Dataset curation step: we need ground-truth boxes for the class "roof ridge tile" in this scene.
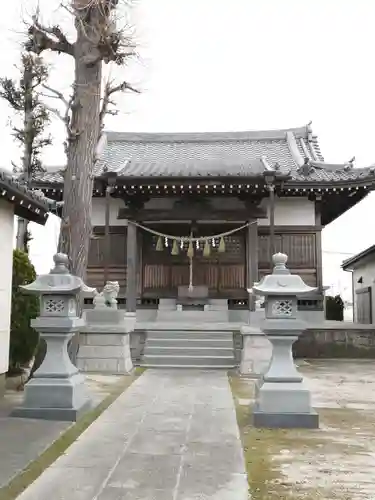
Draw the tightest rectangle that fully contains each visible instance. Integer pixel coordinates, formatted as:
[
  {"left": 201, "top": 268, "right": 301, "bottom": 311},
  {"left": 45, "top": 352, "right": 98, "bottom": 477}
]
[{"left": 104, "top": 126, "right": 310, "bottom": 143}]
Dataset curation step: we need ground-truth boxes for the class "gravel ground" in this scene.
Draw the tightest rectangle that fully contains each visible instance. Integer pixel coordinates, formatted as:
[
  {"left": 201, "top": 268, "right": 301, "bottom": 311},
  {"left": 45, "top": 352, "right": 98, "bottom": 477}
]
[{"left": 233, "top": 359, "right": 375, "bottom": 500}]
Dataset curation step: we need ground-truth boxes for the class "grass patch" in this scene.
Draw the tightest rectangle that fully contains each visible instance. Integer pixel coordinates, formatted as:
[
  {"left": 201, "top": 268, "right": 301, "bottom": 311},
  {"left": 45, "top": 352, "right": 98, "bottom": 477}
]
[
  {"left": 229, "top": 375, "right": 368, "bottom": 500},
  {"left": 0, "top": 368, "right": 145, "bottom": 500}
]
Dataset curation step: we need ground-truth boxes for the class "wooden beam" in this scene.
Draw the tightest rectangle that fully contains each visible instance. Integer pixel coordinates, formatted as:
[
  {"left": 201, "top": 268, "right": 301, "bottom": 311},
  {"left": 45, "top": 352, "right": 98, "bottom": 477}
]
[
  {"left": 258, "top": 225, "right": 322, "bottom": 234},
  {"left": 118, "top": 207, "right": 267, "bottom": 221},
  {"left": 315, "top": 200, "right": 323, "bottom": 290}
]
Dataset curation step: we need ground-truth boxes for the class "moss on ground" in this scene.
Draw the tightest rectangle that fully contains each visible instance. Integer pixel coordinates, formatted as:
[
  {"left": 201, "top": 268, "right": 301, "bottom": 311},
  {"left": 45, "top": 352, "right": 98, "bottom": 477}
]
[
  {"left": 0, "top": 368, "right": 145, "bottom": 500},
  {"left": 229, "top": 375, "right": 370, "bottom": 500}
]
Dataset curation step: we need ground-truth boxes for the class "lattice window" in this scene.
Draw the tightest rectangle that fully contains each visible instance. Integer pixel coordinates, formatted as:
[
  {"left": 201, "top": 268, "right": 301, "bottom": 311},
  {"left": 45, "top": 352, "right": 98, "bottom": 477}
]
[
  {"left": 44, "top": 298, "right": 65, "bottom": 314},
  {"left": 271, "top": 299, "right": 293, "bottom": 317}
]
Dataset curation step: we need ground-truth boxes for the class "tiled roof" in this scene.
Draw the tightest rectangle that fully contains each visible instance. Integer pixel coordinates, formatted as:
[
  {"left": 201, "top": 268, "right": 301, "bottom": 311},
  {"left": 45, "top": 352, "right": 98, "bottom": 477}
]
[
  {"left": 342, "top": 244, "right": 375, "bottom": 270},
  {"left": 0, "top": 169, "right": 50, "bottom": 224},
  {"left": 34, "top": 124, "right": 375, "bottom": 185}
]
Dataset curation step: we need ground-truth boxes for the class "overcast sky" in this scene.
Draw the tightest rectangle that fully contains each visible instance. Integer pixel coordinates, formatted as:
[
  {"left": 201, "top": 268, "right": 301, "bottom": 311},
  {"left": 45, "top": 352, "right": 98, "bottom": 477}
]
[{"left": 1, "top": 0, "right": 375, "bottom": 300}]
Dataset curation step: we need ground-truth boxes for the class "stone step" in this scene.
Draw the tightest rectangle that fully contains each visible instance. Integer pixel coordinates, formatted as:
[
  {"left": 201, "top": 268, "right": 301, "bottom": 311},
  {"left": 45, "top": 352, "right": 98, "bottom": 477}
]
[
  {"left": 156, "top": 310, "right": 229, "bottom": 322},
  {"left": 139, "top": 364, "right": 234, "bottom": 370},
  {"left": 143, "top": 346, "right": 234, "bottom": 357},
  {"left": 147, "top": 338, "right": 233, "bottom": 348},
  {"left": 136, "top": 322, "right": 242, "bottom": 331},
  {"left": 146, "top": 330, "right": 233, "bottom": 340},
  {"left": 207, "top": 299, "right": 229, "bottom": 311},
  {"left": 141, "top": 354, "right": 236, "bottom": 367}
]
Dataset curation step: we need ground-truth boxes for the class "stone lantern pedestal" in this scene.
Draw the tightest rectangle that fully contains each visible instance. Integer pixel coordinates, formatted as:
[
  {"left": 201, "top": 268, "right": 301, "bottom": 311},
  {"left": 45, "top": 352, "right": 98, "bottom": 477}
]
[
  {"left": 251, "top": 253, "right": 319, "bottom": 429},
  {"left": 12, "top": 254, "right": 91, "bottom": 421}
]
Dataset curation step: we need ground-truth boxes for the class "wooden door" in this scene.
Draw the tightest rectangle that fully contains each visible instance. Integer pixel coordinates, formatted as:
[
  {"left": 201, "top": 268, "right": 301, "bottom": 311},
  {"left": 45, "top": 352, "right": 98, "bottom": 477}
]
[{"left": 356, "top": 287, "right": 372, "bottom": 324}]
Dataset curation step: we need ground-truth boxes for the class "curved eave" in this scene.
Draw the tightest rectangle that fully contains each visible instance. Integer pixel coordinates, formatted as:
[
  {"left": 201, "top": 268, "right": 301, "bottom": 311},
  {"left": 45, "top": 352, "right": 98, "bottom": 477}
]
[
  {"left": 33, "top": 175, "right": 375, "bottom": 198},
  {"left": 0, "top": 180, "right": 49, "bottom": 225},
  {"left": 321, "top": 188, "right": 369, "bottom": 226},
  {"left": 284, "top": 176, "right": 375, "bottom": 190}
]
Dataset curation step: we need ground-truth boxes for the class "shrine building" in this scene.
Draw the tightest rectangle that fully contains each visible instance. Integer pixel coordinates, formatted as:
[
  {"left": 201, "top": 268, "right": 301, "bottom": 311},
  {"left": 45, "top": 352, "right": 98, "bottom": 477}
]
[{"left": 34, "top": 124, "right": 375, "bottom": 323}]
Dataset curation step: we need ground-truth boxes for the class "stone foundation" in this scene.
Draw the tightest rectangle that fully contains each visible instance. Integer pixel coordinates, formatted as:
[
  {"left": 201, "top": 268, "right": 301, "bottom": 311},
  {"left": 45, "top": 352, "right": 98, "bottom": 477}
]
[
  {"left": 294, "top": 326, "right": 375, "bottom": 358},
  {"left": 130, "top": 331, "right": 146, "bottom": 365},
  {"left": 77, "top": 333, "right": 133, "bottom": 374},
  {"left": 78, "top": 310, "right": 134, "bottom": 374}
]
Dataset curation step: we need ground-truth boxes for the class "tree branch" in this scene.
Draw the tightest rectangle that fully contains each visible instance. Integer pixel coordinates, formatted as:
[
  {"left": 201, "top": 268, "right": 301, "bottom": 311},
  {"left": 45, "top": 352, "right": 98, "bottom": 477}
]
[
  {"left": 25, "top": 15, "right": 75, "bottom": 56},
  {"left": 41, "top": 84, "right": 76, "bottom": 149},
  {"left": 106, "top": 80, "right": 139, "bottom": 97},
  {"left": 42, "top": 84, "right": 71, "bottom": 109},
  {"left": 98, "top": 78, "right": 139, "bottom": 140}
]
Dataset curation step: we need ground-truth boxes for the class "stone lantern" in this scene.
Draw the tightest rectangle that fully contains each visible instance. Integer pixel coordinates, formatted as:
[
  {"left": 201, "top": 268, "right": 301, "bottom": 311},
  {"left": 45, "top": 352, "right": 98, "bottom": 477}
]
[
  {"left": 251, "top": 252, "right": 319, "bottom": 429},
  {"left": 12, "top": 253, "right": 91, "bottom": 421}
]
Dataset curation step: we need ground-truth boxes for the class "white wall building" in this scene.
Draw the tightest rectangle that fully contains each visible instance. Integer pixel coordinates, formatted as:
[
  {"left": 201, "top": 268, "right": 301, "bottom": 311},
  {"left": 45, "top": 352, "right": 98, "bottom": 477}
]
[
  {"left": 343, "top": 246, "right": 375, "bottom": 324},
  {"left": 0, "top": 172, "right": 49, "bottom": 397}
]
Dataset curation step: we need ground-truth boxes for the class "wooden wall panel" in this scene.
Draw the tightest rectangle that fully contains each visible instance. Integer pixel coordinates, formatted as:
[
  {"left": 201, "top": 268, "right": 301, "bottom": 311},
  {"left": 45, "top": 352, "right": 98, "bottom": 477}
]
[
  {"left": 141, "top": 230, "right": 246, "bottom": 296},
  {"left": 171, "top": 265, "right": 190, "bottom": 287},
  {"left": 87, "top": 226, "right": 128, "bottom": 295},
  {"left": 86, "top": 267, "right": 127, "bottom": 290},
  {"left": 86, "top": 225, "right": 318, "bottom": 299},
  {"left": 219, "top": 265, "right": 245, "bottom": 290},
  {"left": 258, "top": 233, "right": 316, "bottom": 268},
  {"left": 88, "top": 227, "right": 127, "bottom": 267}
]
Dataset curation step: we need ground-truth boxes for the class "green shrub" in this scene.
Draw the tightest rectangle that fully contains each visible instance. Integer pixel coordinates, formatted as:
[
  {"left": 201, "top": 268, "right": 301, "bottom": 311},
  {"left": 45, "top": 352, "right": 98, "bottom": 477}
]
[
  {"left": 325, "top": 294, "right": 344, "bottom": 321},
  {"left": 8, "top": 250, "right": 39, "bottom": 372}
]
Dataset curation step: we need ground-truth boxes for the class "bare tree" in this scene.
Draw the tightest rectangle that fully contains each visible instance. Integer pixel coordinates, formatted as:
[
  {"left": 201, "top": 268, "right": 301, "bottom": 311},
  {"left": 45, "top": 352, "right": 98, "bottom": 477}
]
[
  {"left": 26, "top": 0, "right": 137, "bottom": 279},
  {"left": 0, "top": 53, "right": 51, "bottom": 251}
]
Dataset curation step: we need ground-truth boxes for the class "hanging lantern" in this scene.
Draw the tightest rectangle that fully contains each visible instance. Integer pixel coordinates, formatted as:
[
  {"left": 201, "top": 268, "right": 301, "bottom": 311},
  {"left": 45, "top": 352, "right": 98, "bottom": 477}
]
[
  {"left": 156, "top": 236, "right": 163, "bottom": 251},
  {"left": 171, "top": 239, "right": 179, "bottom": 255},
  {"left": 218, "top": 236, "right": 226, "bottom": 253},
  {"left": 187, "top": 239, "right": 194, "bottom": 258},
  {"left": 203, "top": 239, "right": 211, "bottom": 257}
]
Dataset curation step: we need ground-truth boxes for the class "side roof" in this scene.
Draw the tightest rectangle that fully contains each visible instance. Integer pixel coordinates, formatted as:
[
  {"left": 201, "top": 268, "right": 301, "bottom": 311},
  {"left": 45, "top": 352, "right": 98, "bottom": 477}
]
[
  {"left": 34, "top": 123, "right": 375, "bottom": 186},
  {"left": 0, "top": 170, "right": 50, "bottom": 224},
  {"left": 342, "top": 244, "right": 375, "bottom": 271}
]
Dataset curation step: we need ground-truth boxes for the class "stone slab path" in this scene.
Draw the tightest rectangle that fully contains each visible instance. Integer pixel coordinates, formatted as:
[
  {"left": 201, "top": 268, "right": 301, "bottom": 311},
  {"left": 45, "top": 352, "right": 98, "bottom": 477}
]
[
  {"left": 0, "top": 374, "right": 123, "bottom": 489},
  {"left": 17, "top": 369, "right": 248, "bottom": 500},
  {"left": 0, "top": 391, "right": 70, "bottom": 489}
]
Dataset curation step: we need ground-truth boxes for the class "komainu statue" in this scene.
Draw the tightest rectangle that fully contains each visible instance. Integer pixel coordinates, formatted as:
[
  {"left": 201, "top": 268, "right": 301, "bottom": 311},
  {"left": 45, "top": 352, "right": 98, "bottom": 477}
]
[{"left": 93, "top": 281, "right": 120, "bottom": 309}]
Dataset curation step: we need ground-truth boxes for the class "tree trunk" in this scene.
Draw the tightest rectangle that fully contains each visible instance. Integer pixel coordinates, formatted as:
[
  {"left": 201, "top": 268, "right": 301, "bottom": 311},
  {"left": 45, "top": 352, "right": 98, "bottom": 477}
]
[
  {"left": 57, "top": 9, "right": 103, "bottom": 364},
  {"left": 16, "top": 218, "right": 29, "bottom": 251},
  {"left": 16, "top": 63, "right": 35, "bottom": 253},
  {"left": 58, "top": 20, "right": 102, "bottom": 280}
]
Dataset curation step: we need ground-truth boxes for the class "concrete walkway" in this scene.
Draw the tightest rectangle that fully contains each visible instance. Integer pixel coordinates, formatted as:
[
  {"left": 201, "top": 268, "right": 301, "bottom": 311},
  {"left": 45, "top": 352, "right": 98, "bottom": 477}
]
[
  {"left": 0, "top": 374, "right": 122, "bottom": 489},
  {"left": 17, "top": 370, "right": 248, "bottom": 500}
]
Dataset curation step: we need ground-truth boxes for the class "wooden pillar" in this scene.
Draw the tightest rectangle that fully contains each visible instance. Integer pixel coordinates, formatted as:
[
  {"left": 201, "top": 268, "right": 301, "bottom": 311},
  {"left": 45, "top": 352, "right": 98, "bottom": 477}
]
[
  {"left": 315, "top": 198, "right": 323, "bottom": 290},
  {"left": 103, "top": 172, "right": 118, "bottom": 286},
  {"left": 126, "top": 221, "right": 137, "bottom": 312},
  {"left": 247, "top": 220, "right": 259, "bottom": 311},
  {"left": 269, "top": 184, "right": 276, "bottom": 263},
  {"left": 103, "top": 185, "right": 111, "bottom": 286}
]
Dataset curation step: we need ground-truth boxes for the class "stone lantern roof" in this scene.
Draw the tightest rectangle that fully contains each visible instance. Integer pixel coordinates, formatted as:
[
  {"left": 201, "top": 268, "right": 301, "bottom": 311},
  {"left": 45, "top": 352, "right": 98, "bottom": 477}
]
[
  {"left": 21, "top": 254, "right": 83, "bottom": 295},
  {"left": 252, "top": 253, "right": 317, "bottom": 296}
]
